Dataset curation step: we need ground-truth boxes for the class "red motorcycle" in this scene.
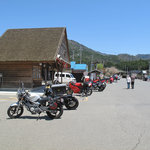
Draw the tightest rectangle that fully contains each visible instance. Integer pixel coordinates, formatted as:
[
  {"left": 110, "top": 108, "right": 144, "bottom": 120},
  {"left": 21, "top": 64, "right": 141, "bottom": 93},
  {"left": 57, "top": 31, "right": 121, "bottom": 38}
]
[
  {"left": 67, "top": 81, "right": 93, "bottom": 96},
  {"left": 110, "top": 76, "right": 114, "bottom": 83},
  {"left": 92, "top": 79, "right": 106, "bottom": 92}
]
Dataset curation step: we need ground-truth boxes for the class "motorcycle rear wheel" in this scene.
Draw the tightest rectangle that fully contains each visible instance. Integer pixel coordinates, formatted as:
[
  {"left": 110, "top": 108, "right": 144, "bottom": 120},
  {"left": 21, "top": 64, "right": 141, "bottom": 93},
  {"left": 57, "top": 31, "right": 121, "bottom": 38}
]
[
  {"left": 46, "top": 104, "right": 63, "bottom": 119},
  {"left": 65, "top": 97, "right": 79, "bottom": 110},
  {"left": 7, "top": 106, "right": 24, "bottom": 119}
]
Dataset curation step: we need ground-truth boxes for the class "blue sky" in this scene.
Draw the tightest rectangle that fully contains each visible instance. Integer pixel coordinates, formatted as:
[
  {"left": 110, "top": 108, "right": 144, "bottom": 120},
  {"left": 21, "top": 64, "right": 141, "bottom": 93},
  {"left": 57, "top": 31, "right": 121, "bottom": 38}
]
[{"left": 0, "top": 0, "right": 150, "bottom": 55}]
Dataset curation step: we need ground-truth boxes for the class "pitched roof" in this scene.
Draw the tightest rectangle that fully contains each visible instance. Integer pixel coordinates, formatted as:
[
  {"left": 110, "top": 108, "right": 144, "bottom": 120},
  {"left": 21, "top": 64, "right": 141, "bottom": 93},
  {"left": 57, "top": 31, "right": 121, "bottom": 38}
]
[
  {"left": 0, "top": 27, "right": 68, "bottom": 62},
  {"left": 88, "top": 69, "right": 101, "bottom": 73}
]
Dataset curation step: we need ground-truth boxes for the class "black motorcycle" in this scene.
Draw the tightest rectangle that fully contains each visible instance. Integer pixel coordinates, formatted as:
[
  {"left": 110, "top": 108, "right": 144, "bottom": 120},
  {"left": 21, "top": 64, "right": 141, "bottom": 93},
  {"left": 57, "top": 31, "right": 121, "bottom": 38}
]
[
  {"left": 44, "top": 84, "right": 79, "bottom": 110},
  {"left": 92, "top": 80, "right": 106, "bottom": 92},
  {"left": 7, "top": 84, "right": 63, "bottom": 119}
]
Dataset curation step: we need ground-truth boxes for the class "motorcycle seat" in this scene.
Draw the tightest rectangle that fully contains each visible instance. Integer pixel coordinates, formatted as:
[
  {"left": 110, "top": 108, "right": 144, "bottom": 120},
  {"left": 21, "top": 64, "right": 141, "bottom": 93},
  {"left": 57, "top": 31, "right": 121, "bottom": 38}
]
[
  {"left": 39, "top": 97, "right": 49, "bottom": 102},
  {"left": 75, "top": 82, "right": 82, "bottom": 87},
  {"left": 93, "top": 80, "right": 99, "bottom": 83}
]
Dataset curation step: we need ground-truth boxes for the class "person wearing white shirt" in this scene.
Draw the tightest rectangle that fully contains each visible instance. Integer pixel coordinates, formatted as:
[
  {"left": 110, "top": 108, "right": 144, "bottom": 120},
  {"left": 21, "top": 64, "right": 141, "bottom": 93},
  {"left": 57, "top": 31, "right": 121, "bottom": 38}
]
[{"left": 126, "top": 75, "right": 131, "bottom": 89}]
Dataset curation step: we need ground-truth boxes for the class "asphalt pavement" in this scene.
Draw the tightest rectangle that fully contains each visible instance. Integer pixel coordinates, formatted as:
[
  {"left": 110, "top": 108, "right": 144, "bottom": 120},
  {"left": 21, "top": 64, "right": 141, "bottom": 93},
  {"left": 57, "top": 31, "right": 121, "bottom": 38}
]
[{"left": 0, "top": 79, "right": 150, "bottom": 150}]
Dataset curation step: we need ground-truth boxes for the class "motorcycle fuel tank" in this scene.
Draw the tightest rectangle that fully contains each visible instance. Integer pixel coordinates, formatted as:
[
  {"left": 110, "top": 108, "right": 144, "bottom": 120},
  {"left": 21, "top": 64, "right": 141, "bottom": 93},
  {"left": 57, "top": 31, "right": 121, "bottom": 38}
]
[{"left": 29, "top": 93, "right": 40, "bottom": 102}]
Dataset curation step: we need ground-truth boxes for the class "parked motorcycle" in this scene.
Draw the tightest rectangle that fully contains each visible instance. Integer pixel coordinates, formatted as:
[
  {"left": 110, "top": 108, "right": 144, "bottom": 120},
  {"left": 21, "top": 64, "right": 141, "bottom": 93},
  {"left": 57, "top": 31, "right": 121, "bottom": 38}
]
[
  {"left": 109, "top": 76, "right": 114, "bottom": 83},
  {"left": 98, "top": 81, "right": 106, "bottom": 91},
  {"left": 44, "top": 84, "right": 79, "bottom": 110},
  {"left": 92, "top": 79, "right": 106, "bottom": 92},
  {"left": 7, "top": 83, "right": 63, "bottom": 119},
  {"left": 67, "top": 81, "right": 93, "bottom": 96}
]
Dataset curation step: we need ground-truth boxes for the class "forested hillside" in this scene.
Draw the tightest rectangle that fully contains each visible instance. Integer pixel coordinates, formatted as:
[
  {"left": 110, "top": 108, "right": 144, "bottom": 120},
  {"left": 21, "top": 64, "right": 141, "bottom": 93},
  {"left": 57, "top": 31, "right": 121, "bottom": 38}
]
[
  {"left": 68, "top": 40, "right": 120, "bottom": 68},
  {"left": 68, "top": 40, "right": 150, "bottom": 71}
]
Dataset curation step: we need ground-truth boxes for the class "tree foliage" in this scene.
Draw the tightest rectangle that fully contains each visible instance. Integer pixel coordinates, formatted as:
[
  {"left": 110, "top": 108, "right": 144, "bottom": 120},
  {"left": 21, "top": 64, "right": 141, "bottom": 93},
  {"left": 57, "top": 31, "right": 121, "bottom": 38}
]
[
  {"left": 68, "top": 40, "right": 150, "bottom": 71},
  {"left": 97, "top": 63, "right": 103, "bottom": 70},
  {"left": 115, "top": 60, "right": 149, "bottom": 71}
]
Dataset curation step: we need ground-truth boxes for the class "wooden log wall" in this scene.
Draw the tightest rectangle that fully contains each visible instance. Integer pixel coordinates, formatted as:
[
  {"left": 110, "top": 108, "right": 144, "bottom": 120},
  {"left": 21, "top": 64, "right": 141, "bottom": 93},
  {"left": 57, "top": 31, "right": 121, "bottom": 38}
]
[{"left": 0, "top": 62, "right": 33, "bottom": 88}]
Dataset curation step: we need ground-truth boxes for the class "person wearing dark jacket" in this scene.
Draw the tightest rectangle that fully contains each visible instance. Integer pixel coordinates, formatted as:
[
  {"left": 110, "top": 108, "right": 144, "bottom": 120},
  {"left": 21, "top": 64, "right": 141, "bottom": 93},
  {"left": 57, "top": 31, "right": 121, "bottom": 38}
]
[{"left": 131, "top": 75, "right": 135, "bottom": 89}]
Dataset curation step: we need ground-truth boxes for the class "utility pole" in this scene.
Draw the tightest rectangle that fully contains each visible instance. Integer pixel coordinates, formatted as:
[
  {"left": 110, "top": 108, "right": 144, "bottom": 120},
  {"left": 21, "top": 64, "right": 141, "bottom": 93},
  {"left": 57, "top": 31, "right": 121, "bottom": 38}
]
[
  {"left": 90, "top": 55, "right": 93, "bottom": 71},
  {"left": 73, "top": 50, "right": 74, "bottom": 61},
  {"left": 127, "top": 67, "right": 128, "bottom": 75},
  {"left": 80, "top": 46, "right": 82, "bottom": 64}
]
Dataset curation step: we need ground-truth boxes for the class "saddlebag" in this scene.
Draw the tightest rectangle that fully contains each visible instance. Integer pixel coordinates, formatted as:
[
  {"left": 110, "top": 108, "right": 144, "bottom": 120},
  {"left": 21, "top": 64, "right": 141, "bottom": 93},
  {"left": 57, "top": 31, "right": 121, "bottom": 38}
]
[{"left": 51, "top": 84, "right": 66, "bottom": 96}]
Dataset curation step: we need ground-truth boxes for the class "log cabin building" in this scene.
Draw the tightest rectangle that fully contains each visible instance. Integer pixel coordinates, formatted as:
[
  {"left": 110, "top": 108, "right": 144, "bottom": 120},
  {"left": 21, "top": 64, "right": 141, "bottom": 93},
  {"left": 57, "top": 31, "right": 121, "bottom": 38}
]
[{"left": 0, "top": 27, "right": 70, "bottom": 88}]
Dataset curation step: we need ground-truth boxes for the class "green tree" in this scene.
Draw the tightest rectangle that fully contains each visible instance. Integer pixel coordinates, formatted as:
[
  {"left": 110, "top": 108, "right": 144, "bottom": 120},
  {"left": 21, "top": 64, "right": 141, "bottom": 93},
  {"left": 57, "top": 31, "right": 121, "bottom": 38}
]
[{"left": 97, "top": 63, "right": 103, "bottom": 70}]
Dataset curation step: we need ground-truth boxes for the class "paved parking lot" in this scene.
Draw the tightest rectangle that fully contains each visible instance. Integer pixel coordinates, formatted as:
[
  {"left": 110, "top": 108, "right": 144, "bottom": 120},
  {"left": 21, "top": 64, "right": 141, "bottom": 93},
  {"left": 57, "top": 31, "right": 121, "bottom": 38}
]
[{"left": 0, "top": 79, "right": 150, "bottom": 150}]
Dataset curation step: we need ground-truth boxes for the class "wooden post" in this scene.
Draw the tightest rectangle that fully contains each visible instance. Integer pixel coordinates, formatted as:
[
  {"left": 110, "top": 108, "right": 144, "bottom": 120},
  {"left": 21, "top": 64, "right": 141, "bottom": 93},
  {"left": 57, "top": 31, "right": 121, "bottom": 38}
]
[
  {"left": 61, "top": 62, "right": 64, "bottom": 83},
  {"left": 44, "top": 64, "right": 47, "bottom": 85},
  {"left": 56, "top": 61, "right": 59, "bottom": 83},
  {"left": 52, "top": 64, "right": 54, "bottom": 84}
]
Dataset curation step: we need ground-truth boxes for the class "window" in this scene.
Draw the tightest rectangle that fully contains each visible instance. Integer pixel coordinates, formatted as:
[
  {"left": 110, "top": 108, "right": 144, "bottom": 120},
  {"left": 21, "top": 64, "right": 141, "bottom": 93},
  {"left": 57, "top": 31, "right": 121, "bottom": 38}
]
[
  {"left": 55, "top": 74, "right": 59, "bottom": 77},
  {"left": 60, "top": 74, "right": 65, "bottom": 77},
  {"left": 0, "top": 73, "right": 3, "bottom": 83},
  {"left": 33, "top": 66, "right": 41, "bottom": 79},
  {"left": 70, "top": 74, "right": 74, "bottom": 78},
  {"left": 66, "top": 74, "right": 70, "bottom": 78}
]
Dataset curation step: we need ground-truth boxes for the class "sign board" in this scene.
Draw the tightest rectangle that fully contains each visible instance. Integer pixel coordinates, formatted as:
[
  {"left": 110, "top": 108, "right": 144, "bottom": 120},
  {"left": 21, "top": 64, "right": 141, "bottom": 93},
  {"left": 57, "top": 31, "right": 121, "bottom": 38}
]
[{"left": 142, "top": 70, "right": 147, "bottom": 74}]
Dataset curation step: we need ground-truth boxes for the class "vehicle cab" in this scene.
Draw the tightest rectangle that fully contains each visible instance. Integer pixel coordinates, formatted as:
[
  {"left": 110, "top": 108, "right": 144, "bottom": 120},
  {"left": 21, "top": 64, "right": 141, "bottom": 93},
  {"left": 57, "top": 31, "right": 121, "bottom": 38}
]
[{"left": 54, "top": 72, "right": 76, "bottom": 83}]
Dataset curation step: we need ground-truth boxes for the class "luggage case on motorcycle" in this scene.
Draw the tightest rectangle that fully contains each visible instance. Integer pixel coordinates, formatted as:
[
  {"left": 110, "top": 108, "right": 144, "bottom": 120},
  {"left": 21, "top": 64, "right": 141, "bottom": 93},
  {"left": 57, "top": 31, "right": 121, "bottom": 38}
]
[{"left": 51, "top": 84, "right": 66, "bottom": 96}]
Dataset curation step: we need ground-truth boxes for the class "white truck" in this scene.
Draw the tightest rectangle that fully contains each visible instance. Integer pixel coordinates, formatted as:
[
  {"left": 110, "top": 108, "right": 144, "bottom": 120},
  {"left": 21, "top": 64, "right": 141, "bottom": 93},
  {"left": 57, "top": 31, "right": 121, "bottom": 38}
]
[{"left": 54, "top": 72, "right": 76, "bottom": 83}]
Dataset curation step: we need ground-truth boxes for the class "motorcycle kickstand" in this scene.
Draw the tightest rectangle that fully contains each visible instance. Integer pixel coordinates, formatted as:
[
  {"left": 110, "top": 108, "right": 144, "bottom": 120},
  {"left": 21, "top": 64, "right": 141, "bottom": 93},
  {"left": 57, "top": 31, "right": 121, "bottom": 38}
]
[
  {"left": 36, "top": 113, "right": 41, "bottom": 121},
  {"left": 81, "top": 92, "right": 85, "bottom": 97}
]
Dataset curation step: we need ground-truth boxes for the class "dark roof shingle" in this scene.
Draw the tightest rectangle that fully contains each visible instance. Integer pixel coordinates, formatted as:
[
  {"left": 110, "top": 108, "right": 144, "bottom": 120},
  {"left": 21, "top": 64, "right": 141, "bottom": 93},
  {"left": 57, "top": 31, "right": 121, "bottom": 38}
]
[{"left": 0, "top": 27, "right": 66, "bottom": 62}]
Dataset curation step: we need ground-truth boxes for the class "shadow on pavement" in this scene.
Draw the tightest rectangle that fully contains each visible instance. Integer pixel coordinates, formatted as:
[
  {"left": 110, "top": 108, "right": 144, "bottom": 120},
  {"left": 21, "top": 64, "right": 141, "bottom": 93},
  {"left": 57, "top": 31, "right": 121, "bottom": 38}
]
[
  {"left": 6, "top": 115, "right": 57, "bottom": 121},
  {"left": 63, "top": 108, "right": 78, "bottom": 111}
]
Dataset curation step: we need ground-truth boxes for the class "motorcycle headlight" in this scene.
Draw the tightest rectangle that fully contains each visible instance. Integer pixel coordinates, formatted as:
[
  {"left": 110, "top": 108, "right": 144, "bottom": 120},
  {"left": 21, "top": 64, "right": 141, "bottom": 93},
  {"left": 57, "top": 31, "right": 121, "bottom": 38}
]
[
  {"left": 88, "top": 83, "right": 92, "bottom": 87},
  {"left": 60, "top": 98, "right": 64, "bottom": 103}
]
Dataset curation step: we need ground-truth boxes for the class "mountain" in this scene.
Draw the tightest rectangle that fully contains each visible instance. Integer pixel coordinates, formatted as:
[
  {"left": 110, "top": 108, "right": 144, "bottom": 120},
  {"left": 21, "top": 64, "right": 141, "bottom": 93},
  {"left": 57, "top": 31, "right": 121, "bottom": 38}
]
[
  {"left": 68, "top": 40, "right": 120, "bottom": 68},
  {"left": 117, "top": 54, "right": 150, "bottom": 61},
  {"left": 136, "top": 54, "right": 150, "bottom": 60},
  {"left": 117, "top": 54, "right": 138, "bottom": 61},
  {"left": 68, "top": 40, "right": 150, "bottom": 67}
]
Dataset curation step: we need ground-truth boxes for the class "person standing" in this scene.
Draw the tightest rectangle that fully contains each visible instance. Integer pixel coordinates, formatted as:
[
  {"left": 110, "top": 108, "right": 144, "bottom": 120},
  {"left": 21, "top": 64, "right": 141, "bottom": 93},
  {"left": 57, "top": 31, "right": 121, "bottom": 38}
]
[
  {"left": 131, "top": 75, "right": 135, "bottom": 89},
  {"left": 126, "top": 75, "right": 131, "bottom": 89}
]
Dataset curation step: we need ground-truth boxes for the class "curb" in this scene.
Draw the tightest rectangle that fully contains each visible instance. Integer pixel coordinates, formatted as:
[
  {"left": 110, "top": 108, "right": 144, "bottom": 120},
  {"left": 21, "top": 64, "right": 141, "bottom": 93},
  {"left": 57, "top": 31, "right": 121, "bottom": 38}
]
[{"left": 0, "top": 91, "right": 43, "bottom": 95}]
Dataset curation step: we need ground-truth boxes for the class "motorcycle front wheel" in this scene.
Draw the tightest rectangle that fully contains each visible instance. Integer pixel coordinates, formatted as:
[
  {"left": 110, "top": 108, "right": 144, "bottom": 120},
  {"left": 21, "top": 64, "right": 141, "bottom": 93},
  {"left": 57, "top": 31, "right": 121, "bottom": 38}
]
[
  {"left": 7, "top": 106, "right": 24, "bottom": 119},
  {"left": 98, "top": 86, "right": 106, "bottom": 91},
  {"left": 46, "top": 104, "right": 63, "bottom": 119},
  {"left": 65, "top": 97, "right": 79, "bottom": 110},
  {"left": 85, "top": 89, "right": 92, "bottom": 96}
]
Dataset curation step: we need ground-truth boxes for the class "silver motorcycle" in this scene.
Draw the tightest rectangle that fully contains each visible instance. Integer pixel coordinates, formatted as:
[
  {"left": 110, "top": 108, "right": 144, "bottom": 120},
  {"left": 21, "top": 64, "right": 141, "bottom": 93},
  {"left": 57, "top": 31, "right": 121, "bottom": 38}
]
[{"left": 7, "top": 84, "right": 63, "bottom": 119}]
